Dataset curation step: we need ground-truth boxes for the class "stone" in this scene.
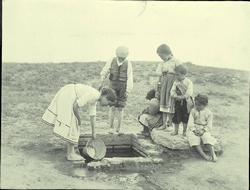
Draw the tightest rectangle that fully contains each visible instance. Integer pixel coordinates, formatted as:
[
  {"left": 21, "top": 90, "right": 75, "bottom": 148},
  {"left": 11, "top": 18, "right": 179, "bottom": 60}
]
[{"left": 150, "top": 128, "right": 222, "bottom": 152}]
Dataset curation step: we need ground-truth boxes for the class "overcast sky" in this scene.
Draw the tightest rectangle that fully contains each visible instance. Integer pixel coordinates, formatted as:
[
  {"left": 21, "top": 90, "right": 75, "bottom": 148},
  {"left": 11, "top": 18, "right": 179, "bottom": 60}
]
[{"left": 2, "top": 0, "right": 250, "bottom": 70}]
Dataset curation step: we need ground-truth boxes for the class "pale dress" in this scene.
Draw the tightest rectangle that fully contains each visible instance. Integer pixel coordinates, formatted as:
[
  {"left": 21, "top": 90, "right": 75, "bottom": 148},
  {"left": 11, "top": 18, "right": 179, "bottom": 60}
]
[
  {"left": 41, "top": 84, "right": 100, "bottom": 145},
  {"left": 156, "top": 57, "right": 181, "bottom": 113}
]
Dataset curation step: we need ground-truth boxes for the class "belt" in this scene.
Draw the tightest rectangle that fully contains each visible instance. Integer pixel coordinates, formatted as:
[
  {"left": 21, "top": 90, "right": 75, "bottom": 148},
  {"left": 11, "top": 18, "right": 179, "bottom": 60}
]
[{"left": 162, "top": 72, "right": 174, "bottom": 76}]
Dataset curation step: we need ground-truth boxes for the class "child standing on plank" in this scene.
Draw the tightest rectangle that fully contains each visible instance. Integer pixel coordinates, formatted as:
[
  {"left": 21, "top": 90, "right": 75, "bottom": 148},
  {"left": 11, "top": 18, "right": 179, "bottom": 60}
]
[
  {"left": 187, "top": 94, "right": 218, "bottom": 162},
  {"left": 99, "top": 46, "right": 133, "bottom": 134},
  {"left": 155, "top": 44, "right": 182, "bottom": 131},
  {"left": 170, "top": 64, "right": 194, "bottom": 136},
  {"left": 41, "top": 84, "right": 116, "bottom": 161}
]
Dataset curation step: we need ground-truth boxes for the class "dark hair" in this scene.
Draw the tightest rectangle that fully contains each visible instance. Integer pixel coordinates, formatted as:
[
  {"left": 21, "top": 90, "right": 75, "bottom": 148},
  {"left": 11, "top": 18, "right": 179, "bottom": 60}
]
[
  {"left": 156, "top": 44, "right": 172, "bottom": 55},
  {"left": 101, "top": 87, "right": 117, "bottom": 102},
  {"left": 195, "top": 94, "right": 208, "bottom": 106},
  {"left": 174, "top": 64, "right": 187, "bottom": 75},
  {"left": 146, "top": 89, "right": 156, "bottom": 100}
]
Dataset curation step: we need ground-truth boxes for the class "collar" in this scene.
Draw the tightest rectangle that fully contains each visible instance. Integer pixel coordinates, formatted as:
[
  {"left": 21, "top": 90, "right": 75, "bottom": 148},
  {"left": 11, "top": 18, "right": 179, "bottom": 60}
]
[{"left": 116, "top": 57, "right": 125, "bottom": 65}]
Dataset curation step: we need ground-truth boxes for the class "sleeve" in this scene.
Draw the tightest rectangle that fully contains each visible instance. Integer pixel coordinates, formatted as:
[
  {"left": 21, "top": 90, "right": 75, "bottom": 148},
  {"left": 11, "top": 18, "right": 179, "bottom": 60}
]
[
  {"left": 187, "top": 109, "right": 196, "bottom": 132},
  {"left": 204, "top": 111, "right": 213, "bottom": 132},
  {"left": 126, "top": 61, "right": 133, "bottom": 93},
  {"left": 100, "top": 58, "right": 112, "bottom": 81},
  {"left": 88, "top": 102, "right": 97, "bottom": 116},
  {"left": 77, "top": 92, "right": 98, "bottom": 116},
  {"left": 170, "top": 81, "right": 178, "bottom": 98},
  {"left": 156, "top": 62, "right": 163, "bottom": 76},
  {"left": 184, "top": 80, "right": 193, "bottom": 99},
  {"left": 175, "top": 58, "right": 182, "bottom": 67}
]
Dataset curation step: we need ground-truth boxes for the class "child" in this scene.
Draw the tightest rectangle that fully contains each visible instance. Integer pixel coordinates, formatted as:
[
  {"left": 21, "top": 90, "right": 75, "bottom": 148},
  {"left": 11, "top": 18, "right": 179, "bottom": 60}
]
[
  {"left": 138, "top": 89, "right": 163, "bottom": 135},
  {"left": 155, "top": 44, "right": 182, "bottom": 131},
  {"left": 99, "top": 46, "right": 133, "bottom": 134},
  {"left": 187, "top": 94, "right": 218, "bottom": 162},
  {"left": 170, "top": 64, "right": 194, "bottom": 136},
  {"left": 41, "top": 84, "right": 116, "bottom": 161}
]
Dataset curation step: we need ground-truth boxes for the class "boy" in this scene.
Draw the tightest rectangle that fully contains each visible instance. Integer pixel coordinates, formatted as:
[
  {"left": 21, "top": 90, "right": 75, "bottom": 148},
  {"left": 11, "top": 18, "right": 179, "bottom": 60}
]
[
  {"left": 170, "top": 64, "right": 194, "bottom": 136},
  {"left": 187, "top": 94, "right": 218, "bottom": 162},
  {"left": 99, "top": 46, "right": 133, "bottom": 134}
]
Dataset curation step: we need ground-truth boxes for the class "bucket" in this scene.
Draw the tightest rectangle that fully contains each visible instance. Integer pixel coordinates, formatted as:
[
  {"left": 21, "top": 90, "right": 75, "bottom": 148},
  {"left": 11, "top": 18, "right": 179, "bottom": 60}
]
[{"left": 80, "top": 138, "right": 106, "bottom": 162}]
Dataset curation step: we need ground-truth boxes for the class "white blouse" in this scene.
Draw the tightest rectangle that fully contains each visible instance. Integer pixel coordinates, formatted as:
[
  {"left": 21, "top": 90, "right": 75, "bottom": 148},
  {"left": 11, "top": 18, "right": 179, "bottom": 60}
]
[
  {"left": 156, "top": 57, "right": 182, "bottom": 76},
  {"left": 75, "top": 84, "right": 100, "bottom": 116}
]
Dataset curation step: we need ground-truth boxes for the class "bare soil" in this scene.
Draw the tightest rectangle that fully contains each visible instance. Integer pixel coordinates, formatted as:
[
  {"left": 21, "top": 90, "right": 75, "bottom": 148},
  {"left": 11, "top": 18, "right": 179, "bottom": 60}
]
[{"left": 1, "top": 62, "right": 249, "bottom": 189}]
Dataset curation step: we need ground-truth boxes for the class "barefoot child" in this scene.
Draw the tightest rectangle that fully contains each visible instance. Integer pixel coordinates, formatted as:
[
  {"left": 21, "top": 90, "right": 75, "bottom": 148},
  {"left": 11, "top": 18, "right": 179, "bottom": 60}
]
[
  {"left": 170, "top": 64, "right": 194, "bottom": 136},
  {"left": 41, "top": 84, "right": 116, "bottom": 161},
  {"left": 99, "top": 46, "right": 133, "bottom": 134},
  {"left": 187, "top": 94, "right": 218, "bottom": 162},
  {"left": 155, "top": 44, "right": 182, "bottom": 131}
]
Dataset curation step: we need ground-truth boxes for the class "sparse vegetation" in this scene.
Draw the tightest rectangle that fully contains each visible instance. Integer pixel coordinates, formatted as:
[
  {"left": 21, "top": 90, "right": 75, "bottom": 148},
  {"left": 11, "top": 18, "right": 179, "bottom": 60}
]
[{"left": 1, "top": 62, "right": 249, "bottom": 189}]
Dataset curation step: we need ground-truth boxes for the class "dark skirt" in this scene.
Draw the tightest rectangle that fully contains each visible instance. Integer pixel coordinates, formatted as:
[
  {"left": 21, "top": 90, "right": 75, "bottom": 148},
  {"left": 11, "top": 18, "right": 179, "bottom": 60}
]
[{"left": 159, "top": 73, "right": 175, "bottom": 113}]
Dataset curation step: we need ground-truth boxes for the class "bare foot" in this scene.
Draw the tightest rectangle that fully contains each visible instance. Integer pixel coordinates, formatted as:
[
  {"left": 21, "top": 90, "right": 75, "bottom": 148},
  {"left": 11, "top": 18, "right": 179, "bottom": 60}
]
[
  {"left": 141, "top": 131, "right": 150, "bottom": 136},
  {"left": 182, "top": 132, "right": 186, "bottom": 137},
  {"left": 156, "top": 125, "right": 166, "bottom": 130},
  {"left": 171, "top": 131, "right": 178, "bottom": 136},
  {"left": 202, "top": 154, "right": 212, "bottom": 161},
  {"left": 165, "top": 126, "right": 173, "bottom": 132},
  {"left": 212, "top": 154, "right": 218, "bottom": 162},
  {"left": 108, "top": 128, "right": 114, "bottom": 134},
  {"left": 67, "top": 154, "right": 85, "bottom": 161},
  {"left": 116, "top": 128, "right": 124, "bottom": 135}
]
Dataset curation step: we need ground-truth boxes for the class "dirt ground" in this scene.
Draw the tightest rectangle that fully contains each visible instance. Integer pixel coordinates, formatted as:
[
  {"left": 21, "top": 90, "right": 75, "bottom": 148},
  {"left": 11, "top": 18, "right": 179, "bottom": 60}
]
[{"left": 1, "top": 62, "right": 249, "bottom": 189}]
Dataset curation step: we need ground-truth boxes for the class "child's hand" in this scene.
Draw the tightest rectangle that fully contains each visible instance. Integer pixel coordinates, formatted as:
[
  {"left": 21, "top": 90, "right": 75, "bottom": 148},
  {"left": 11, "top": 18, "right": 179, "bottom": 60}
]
[
  {"left": 193, "top": 129, "right": 205, "bottom": 136},
  {"left": 176, "top": 88, "right": 182, "bottom": 96},
  {"left": 176, "top": 96, "right": 184, "bottom": 101}
]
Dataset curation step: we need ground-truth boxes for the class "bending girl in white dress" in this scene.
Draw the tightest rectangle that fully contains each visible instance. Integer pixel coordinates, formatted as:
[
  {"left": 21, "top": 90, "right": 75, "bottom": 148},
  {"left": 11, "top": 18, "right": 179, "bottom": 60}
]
[{"left": 41, "top": 84, "right": 116, "bottom": 161}]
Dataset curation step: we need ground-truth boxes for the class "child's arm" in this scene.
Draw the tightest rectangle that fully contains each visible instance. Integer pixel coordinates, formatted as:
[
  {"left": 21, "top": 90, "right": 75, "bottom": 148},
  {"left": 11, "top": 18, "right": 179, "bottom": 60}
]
[
  {"left": 155, "top": 63, "right": 163, "bottom": 99},
  {"left": 204, "top": 111, "right": 213, "bottom": 132},
  {"left": 170, "top": 81, "right": 178, "bottom": 98},
  {"left": 183, "top": 80, "right": 193, "bottom": 99},
  {"left": 156, "top": 62, "right": 163, "bottom": 76},
  {"left": 187, "top": 109, "right": 196, "bottom": 132},
  {"left": 126, "top": 61, "right": 133, "bottom": 93},
  {"left": 99, "top": 59, "right": 112, "bottom": 89}
]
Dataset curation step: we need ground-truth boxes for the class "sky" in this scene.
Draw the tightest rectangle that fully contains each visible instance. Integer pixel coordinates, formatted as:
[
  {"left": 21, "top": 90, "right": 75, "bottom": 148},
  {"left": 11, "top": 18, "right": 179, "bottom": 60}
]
[{"left": 2, "top": 0, "right": 250, "bottom": 71}]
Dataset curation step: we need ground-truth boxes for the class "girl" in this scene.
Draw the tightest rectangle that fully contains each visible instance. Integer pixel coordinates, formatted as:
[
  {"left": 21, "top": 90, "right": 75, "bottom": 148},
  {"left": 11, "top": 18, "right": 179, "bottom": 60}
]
[
  {"left": 187, "top": 94, "right": 218, "bottom": 162},
  {"left": 41, "top": 84, "right": 116, "bottom": 161},
  {"left": 155, "top": 44, "right": 182, "bottom": 131}
]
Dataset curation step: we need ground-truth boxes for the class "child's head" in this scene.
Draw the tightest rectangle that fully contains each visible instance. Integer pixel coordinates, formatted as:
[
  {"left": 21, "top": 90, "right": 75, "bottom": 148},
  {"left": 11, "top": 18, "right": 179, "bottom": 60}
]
[
  {"left": 116, "top": 46, "right": 129, "bottom": 61},
  {"left": 174, "top": 64, "right": 187, "bottom": 81},
  {"left": 146, "top": 89, "right": 156, "bottom": 100},
  {"left": 99, "top": 87, "right": 117, "bottom": 106},
  {"left": 194, "top": 94, "right": 208, "bottom": 111},
  {"left": 156, "top": 44, "right": 172, "bottom": 61}
]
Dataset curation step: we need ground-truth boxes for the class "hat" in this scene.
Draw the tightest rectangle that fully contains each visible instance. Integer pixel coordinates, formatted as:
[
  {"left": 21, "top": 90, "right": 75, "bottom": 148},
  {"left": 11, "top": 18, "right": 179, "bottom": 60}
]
[
  {"left": 156, "top": 44, "right": 172, "bottom": 55},
  {"left": 195, "top": 94, "right": 208, "bottom": 105},
  {"left": 116, "top": 46, "right": 129, "bottom": 58}
]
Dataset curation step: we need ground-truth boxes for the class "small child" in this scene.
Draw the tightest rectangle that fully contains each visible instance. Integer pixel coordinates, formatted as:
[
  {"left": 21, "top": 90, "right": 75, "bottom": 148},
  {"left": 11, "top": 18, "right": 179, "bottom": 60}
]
[
  {"left": 187, "top": 94, "right": 218, "bottom": 162},
  {"left": 138, "top": 89, "right": 163, "bottom": 135},
  {"left": 170, "top": 64, "right": 194, "bottom": 136}
]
